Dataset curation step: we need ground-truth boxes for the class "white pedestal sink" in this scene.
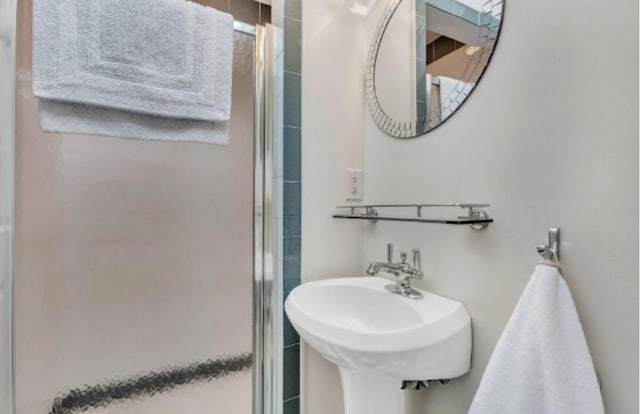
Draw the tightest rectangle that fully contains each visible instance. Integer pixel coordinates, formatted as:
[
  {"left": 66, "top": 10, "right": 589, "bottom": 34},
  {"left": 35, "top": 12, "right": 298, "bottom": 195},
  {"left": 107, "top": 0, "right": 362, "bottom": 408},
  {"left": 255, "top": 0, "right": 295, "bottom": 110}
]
[{"left": 284, "top": 277, "right": 471, "bottom": 414}]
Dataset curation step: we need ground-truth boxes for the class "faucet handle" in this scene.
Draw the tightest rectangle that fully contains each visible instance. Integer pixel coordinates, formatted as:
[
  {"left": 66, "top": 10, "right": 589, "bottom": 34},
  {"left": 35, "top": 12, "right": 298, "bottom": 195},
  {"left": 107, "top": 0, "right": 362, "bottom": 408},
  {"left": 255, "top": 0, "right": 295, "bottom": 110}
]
[
  {"left": 412, "top": 248, "right": 421, "bottom": 270},
  {"left": 387, "top": 243, "right": 394, "bottom": 263},
  {"left": 400, "top": 251, "right": 408, "bottom": 263}
]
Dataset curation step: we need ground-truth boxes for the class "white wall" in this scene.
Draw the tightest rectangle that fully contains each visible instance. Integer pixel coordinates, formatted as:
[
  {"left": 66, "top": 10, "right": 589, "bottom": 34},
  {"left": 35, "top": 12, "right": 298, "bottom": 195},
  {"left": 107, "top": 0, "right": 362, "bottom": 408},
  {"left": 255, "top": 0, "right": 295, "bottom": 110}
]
[
  {"left": 300, "top": 1, "right": 366, "bottom": 413},
  {"left": 362, "top": 0, "right": 639, "bottom": 413},
  {"left": 302, "top": 0, "right": 638, "bottom": 414}
]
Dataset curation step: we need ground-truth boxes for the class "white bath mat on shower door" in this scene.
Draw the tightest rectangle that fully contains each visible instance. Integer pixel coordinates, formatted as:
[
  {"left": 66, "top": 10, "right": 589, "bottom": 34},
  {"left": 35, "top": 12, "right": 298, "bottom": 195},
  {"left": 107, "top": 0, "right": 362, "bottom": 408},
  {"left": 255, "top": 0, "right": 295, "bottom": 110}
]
[{"left": 32, "top": 0, "right": 234, "bottom": 122}]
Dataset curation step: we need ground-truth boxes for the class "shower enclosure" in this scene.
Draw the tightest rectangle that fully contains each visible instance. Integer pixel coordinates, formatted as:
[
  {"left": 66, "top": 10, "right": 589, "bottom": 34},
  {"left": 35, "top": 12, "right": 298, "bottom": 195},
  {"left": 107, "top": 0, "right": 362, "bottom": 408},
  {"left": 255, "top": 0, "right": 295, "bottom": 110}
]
[{"left": 0, "top": 1, "right": 282, "bottom": 413}]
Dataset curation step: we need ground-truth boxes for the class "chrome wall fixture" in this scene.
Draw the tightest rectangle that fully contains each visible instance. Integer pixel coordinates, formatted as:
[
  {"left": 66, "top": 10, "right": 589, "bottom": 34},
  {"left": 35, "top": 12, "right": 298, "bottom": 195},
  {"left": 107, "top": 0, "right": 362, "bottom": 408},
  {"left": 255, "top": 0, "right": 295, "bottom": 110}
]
[
  {"left": 254, "top": 23, "right": 283, "bottom": 414},
  {"left": 537, "top": 227, "right": 561, "bottom": 267},
  {"left": 0, "top": 0, "right": 17, "bottom": 413},
  {"left": 254, "top": 23, "right": 267, "bottom": 414},
  {"left": 333, "top": 203, "right": 493, "bottom": 230}
]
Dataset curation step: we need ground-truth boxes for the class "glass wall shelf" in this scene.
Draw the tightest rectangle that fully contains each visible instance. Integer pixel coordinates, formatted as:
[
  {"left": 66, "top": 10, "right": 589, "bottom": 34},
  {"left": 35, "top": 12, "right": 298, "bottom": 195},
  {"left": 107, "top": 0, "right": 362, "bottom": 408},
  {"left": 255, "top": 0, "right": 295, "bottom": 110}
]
[{"left": 333, "top": 203, "right": 493, "bottom": 230}]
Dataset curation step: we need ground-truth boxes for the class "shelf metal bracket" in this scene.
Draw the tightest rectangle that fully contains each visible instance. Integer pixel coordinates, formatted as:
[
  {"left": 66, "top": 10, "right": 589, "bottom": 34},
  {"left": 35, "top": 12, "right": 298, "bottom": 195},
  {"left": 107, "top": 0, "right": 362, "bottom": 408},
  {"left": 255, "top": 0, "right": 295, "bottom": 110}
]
[
  {"left": 459, "top": 206, "right": 491, "bottom": 230},
  {"left": 365, "top": 207, "right": 379, "bottom": 223}
]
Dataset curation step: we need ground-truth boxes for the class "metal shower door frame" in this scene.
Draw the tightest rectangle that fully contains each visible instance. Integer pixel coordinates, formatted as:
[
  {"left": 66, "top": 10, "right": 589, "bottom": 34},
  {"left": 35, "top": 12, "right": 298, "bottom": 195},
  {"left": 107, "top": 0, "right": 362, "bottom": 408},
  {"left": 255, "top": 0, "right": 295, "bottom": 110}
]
[
  {"left": 0, "top": 0, "right": 17, "bottom": 412},
  {"left": 254, "top": 22, "right": 284, "bottom": 414}
]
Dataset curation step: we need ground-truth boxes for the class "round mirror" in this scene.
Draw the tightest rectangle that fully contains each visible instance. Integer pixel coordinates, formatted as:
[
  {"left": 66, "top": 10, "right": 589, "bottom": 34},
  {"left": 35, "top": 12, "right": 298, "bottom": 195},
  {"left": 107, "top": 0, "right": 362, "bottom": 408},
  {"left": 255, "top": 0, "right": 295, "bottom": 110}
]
[{"left": 366, "top": 0, "right": 504, "bottom": 138}]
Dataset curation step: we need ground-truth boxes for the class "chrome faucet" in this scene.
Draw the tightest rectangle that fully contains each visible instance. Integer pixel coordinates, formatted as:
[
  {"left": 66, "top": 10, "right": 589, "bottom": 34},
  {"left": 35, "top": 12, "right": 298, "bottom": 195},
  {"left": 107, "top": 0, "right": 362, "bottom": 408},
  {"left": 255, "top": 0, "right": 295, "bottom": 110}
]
[{"left": 366, "top": 243, "right": 424, "bottom": 299}]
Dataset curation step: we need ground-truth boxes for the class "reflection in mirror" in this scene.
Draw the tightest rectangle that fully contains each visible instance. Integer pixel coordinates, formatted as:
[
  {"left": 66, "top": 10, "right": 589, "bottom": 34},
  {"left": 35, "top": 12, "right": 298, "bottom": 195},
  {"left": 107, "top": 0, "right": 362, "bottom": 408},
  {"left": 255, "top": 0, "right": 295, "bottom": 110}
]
[{"left": 366, "top": 0, "right": 504, "bottom": 138}]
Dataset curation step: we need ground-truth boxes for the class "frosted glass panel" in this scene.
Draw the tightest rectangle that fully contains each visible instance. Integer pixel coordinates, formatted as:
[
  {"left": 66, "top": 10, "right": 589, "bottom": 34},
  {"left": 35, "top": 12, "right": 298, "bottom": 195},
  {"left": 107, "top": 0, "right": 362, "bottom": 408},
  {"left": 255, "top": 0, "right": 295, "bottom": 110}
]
[{"left": 14, "top": 2, "right": 255, "bottom": 413}]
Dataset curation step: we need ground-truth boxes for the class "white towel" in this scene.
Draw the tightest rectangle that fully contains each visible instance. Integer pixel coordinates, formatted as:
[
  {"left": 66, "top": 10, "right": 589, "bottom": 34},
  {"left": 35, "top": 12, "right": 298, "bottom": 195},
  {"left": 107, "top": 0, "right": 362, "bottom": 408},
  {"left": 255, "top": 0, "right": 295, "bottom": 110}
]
[
  {"left": 39, "top": 99, "right": 229, "bottom": 145},
  {"left": 436, "top": 76, "right": 474, "bottom": 120},
  {"left": 468, "top": 264, "right": 604, "bottom": 414},
  {"left": 33, "top": 0, "right": 233, "bottom": 123}
]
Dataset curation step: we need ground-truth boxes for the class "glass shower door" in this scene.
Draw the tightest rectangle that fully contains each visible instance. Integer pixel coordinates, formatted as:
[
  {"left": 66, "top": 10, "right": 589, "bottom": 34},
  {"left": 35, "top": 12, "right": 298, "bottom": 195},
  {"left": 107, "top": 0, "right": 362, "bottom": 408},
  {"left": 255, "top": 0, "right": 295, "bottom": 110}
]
[{"left": 12, "top": 2, "right": 258, "bottom": 412}]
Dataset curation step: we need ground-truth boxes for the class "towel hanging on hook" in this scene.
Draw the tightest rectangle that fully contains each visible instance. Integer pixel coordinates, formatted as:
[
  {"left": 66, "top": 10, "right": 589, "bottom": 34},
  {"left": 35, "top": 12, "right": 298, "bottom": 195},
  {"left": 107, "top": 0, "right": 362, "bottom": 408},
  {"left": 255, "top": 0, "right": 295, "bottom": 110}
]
[{"left": 469, "top": 230, "right": 604, "bottom": 414}]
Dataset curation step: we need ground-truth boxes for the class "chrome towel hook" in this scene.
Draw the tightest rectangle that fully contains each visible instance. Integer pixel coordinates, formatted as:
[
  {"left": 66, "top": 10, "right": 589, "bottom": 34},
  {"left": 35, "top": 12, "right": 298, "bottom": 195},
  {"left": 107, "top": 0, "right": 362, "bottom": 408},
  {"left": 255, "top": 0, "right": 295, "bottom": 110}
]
[{"left": 536, "top": 227, "right": 560, "bottom": 265}]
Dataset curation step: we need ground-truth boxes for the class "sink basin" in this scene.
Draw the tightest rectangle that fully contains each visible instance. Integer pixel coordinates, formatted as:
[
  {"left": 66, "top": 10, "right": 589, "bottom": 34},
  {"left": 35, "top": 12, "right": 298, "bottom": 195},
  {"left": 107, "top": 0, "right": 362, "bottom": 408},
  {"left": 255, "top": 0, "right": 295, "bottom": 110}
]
[
  {"left": 284, "top": 276, "right": 471, "bottom": 414},
  {"left": 285, "top": 276, "right": 471, "bottom": 379}
]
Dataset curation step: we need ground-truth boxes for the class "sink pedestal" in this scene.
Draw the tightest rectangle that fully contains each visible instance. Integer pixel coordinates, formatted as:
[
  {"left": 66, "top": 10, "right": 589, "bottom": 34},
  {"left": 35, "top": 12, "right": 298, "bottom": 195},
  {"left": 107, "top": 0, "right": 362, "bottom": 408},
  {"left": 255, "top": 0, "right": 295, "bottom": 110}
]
[{"left": 339, "top": 368, "right": 406, "bottom": 414}]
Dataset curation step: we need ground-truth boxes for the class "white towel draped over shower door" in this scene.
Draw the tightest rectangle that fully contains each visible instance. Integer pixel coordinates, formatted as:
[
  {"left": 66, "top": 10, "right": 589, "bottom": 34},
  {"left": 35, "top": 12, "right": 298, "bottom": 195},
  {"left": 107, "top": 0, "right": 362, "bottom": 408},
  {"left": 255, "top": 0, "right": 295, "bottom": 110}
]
[
  {"left": 32, "top": 0, "right": 234, "bottom": 144},
  {"left": 468, "top": 264, "right": 604, "bottom": 414}
]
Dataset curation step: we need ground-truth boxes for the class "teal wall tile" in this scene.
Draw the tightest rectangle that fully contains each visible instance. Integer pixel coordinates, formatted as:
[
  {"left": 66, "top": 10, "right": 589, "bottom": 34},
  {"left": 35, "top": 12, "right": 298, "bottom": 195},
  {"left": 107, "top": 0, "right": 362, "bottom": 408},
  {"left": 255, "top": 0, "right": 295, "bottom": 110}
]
[
  {"left": 284, "top": 18, "right": 302, "bottom": 73},
  {"left": 283, "top": 237, "right": 301, "bottom": 292},
  {"left": 283, "top": 397, "right": 300, "bottom": 414},
  {"left": 284, "top": 127, "right": 301, "bottom": 182},
  {"left": 282, "top": 0, "right": 302, "bottom": 408},
  {"left": 284, "top": 214, "right": 301, "bottom": 238},
  {"left": 284, "top": 0, "right": 301, "bottom": 19},
  {"left": 283, "top": 182, "right": 301, "bottom": 216},
  {"left": 284, "top": 72, "right": 302, "bottom": 127},
  {"left": 283, "top": 345, "right": 301, "bottom": 400}
]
